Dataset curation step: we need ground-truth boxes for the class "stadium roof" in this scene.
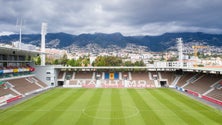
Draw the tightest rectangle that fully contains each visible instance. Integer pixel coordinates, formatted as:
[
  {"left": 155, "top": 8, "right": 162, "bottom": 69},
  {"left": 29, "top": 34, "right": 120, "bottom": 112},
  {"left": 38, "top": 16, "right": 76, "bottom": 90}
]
[
  {"left": 54, "top": 66, "right": 222, "bottom": 74},
  {"left": 0, "top": 45, "right": 43, "bottom": 56}
]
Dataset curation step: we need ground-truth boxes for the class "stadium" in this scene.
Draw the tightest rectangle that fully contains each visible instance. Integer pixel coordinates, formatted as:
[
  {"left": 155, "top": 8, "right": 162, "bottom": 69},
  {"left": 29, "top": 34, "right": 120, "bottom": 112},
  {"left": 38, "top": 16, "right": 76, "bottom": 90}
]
[{"left": 0, "top": 25, "right": 222, "bottom": 125}]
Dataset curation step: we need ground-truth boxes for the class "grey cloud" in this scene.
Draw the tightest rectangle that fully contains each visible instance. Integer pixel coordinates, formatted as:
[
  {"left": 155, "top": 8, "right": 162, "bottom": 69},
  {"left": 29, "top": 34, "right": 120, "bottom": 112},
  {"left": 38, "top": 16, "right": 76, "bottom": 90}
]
[{"left": 0, "top": 0, "right": 222, "bottom": 35}]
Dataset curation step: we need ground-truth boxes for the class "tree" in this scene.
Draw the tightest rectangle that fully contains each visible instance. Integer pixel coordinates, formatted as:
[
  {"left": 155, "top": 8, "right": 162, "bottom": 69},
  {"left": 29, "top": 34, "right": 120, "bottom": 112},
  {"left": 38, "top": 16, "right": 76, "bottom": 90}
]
[
  {"left": 61, "top": 54, "right": 68, "bottom": 66},
  {"left": 93, "top": 56, "right": 106, "bottom": 66},
  {"left": 33, "top": 56, "right": 41, "bottom": 65},
  {"left": 124, "top": 61, "right": 133, "bottom": 66},
  {"left": 134, "top": 60, "right": 145, "bottom": 66},
  {"left": 46, "top": 56, "right": 54, "bottom": 65},
  {"left": 53, "top": 59, "right": 59, "bottom": 65},
  {"left": 93, "top": 56, "right": 123, "bottom": 66},
  {"left": 81, "top": 58, "right": 90, "bottom": 66},
  {"left": 65, "top": 56, "right": 90, "bottom": 67}
]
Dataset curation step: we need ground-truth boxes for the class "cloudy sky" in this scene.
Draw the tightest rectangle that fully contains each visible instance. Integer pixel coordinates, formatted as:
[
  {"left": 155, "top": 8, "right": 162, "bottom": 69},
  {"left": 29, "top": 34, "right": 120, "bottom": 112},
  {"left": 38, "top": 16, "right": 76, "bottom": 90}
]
[{"left": 0, "top": 0, "right": 222, "bottom": 36}]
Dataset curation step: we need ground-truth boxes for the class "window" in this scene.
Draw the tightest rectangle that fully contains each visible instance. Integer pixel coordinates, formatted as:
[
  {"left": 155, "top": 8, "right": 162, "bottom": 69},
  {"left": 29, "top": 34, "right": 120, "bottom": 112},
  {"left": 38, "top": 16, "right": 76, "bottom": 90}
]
[
  {"left": 46, "top": 77, "right": 51, "bottom": 81},
  {"left": 46, "top": 72, "right": 51, "bottom": 74}
]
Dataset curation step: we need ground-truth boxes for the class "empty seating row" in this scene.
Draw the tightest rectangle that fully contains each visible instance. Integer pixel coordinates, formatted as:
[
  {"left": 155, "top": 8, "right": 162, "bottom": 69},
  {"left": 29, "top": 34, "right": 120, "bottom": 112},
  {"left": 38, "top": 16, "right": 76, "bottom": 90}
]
[
  {"left": 8, "top": 78, "right": 41, "bottom": 95},
  {"left": 0, "top": 86, "right": 18, "bottom": 97},
  {"left": 176, "top": 73, "right": 195, "bottom": 87},
  {"left": 131, "top": 72, "right": 148, "bottom": 80},
  {"left": 184, "top": 74, "right": 222, "bottom": 94},
  {"left": 0, "top": 77, "right": 48, "bottom": 97},
  {"left": 75, "top": 72, "right": 93, "bottom": 79},
  {"left": 206, "top": 89, "right": 222, "bottom": 101}
]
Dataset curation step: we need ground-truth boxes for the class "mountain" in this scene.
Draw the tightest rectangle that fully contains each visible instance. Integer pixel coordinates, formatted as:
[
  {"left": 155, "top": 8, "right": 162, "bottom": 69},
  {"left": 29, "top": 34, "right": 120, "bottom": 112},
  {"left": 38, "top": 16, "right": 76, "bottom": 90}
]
[{"left": 0, "top": 32, "right": 222, "bottom": 52}]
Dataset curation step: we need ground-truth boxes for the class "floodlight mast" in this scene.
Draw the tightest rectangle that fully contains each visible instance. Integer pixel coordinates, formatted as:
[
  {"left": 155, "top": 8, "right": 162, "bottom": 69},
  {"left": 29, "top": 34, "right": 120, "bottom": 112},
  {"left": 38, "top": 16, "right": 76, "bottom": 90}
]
[
  {"left": 41, "top": 23, "right": 47, "bottom": 66},
  {"left": 177, "top": 38, "right": 183, "bottom": 68},
  {"left": 16, "top": 18, "right": 23, "bottom": 49}
]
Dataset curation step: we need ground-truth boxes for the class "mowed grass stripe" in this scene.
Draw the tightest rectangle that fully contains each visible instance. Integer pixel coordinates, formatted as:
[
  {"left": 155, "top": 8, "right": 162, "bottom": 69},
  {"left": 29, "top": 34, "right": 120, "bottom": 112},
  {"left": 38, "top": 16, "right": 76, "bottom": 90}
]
[
  {"left": 127, "top": 89, "right": 164, "bottom": 125},
  {"left": 12, "top": 88, "right": 65, "bottom": 110},
  {"left": 110, "top": 89, "right": 126, "bottom": 125},
  {"left": 74, "top": 89, "right": 103, "bottom": 125},
  {"left": 136, "top": 89, "right": 187, "bottom": 125},
  {"left": 119, "top": 89, "right": 146, "bottom": 125},
  {"left": 149, "top": 89, "right": 203, "bottom": 124},
  {"left": 171, "top": 89, "right": 222, "bottom": 115},
  {"left": 0, "top": 88, "right": 71, "bottom": 124},
  {"left": 163, "top": 89, "right": 222, "bottom": 124},
  {"left": 93, "top": 89, "right": 112, "bottom": 125},
  {"left": 158, "top": 89, "right": 221, "bottom": 124},
  {"left": 11, "top": 89, "right": 78, "bottom": 125},
  {"left": 0, "top": 88, "right": 222, "bottom": 125},
  {"left": 50, "top": 89, "right": 97, "bottom": 125},
  {"left": 30, "top": 89, "right": 87, "bottom": 125},
  {"left": 0, "top": 88, "right": 61, "bottom": 114}
]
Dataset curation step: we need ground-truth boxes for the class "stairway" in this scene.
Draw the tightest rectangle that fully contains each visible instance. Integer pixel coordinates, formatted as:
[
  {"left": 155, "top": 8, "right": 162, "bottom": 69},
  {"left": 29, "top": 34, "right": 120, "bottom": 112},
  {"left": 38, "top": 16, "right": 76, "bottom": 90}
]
[{"left": 172, "top": 75, "right": 182, "bottom": 86}]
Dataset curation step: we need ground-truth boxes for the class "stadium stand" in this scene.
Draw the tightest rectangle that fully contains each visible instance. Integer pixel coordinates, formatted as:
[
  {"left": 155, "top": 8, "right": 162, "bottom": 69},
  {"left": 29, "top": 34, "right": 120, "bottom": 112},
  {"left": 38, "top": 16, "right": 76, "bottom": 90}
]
[
  {"left": 75, "top": 71, "right": 93, "bottom": 79},
  {"left": 31, "top": 77, "right": 48, "bottom": 87},
  {"left": 206, "top": 89, "right": 222, "bottom": 101},
  {"left": 65, "top": 71, "right": 156, "bottom": 88},
  {"left": 0, "top": 76, "right": 48, "bottom": 107},
  {"left": 0, "top": 45, "right": 50, "bottom": 106},
  {"left": 131, "top": 72, "right": 148, "bottom": 80},
  {"left": 132, "top": 72, "right": 154, "bottom": 84},
  {"left": 184, "top": 74, "right": 222, "bottom": 94},
  {"left": 160, "top": 71, "right": 176, "bottom": 85},
  {"left": 176, "top": 72, "right": 196, "bottom": 87},
  {"left": 0, "top": 86, "right": 18, "bottom": 97},
  {"left": 7, "top": 78, "right": 41, "bottom": 95}
]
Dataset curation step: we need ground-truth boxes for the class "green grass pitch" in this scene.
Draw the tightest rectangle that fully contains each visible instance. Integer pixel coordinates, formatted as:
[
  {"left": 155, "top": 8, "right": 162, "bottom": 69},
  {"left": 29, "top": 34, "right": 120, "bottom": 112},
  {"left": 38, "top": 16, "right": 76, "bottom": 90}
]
[{"left": 0, "top": 88, "right": 221, "bottom": 125}]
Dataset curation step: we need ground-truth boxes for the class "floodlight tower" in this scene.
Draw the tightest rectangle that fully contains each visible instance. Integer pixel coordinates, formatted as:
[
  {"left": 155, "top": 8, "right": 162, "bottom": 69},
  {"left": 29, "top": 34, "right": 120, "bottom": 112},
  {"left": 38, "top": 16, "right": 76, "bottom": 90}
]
[
  {"left": 177, "top": 38, "right": 183, "bottom": 67},
  {"left": 41, "top": 23, "right": 47, "bottom": 66},
  {"left": 16, "top": 18, "right": 23, "bottom": 49}
]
